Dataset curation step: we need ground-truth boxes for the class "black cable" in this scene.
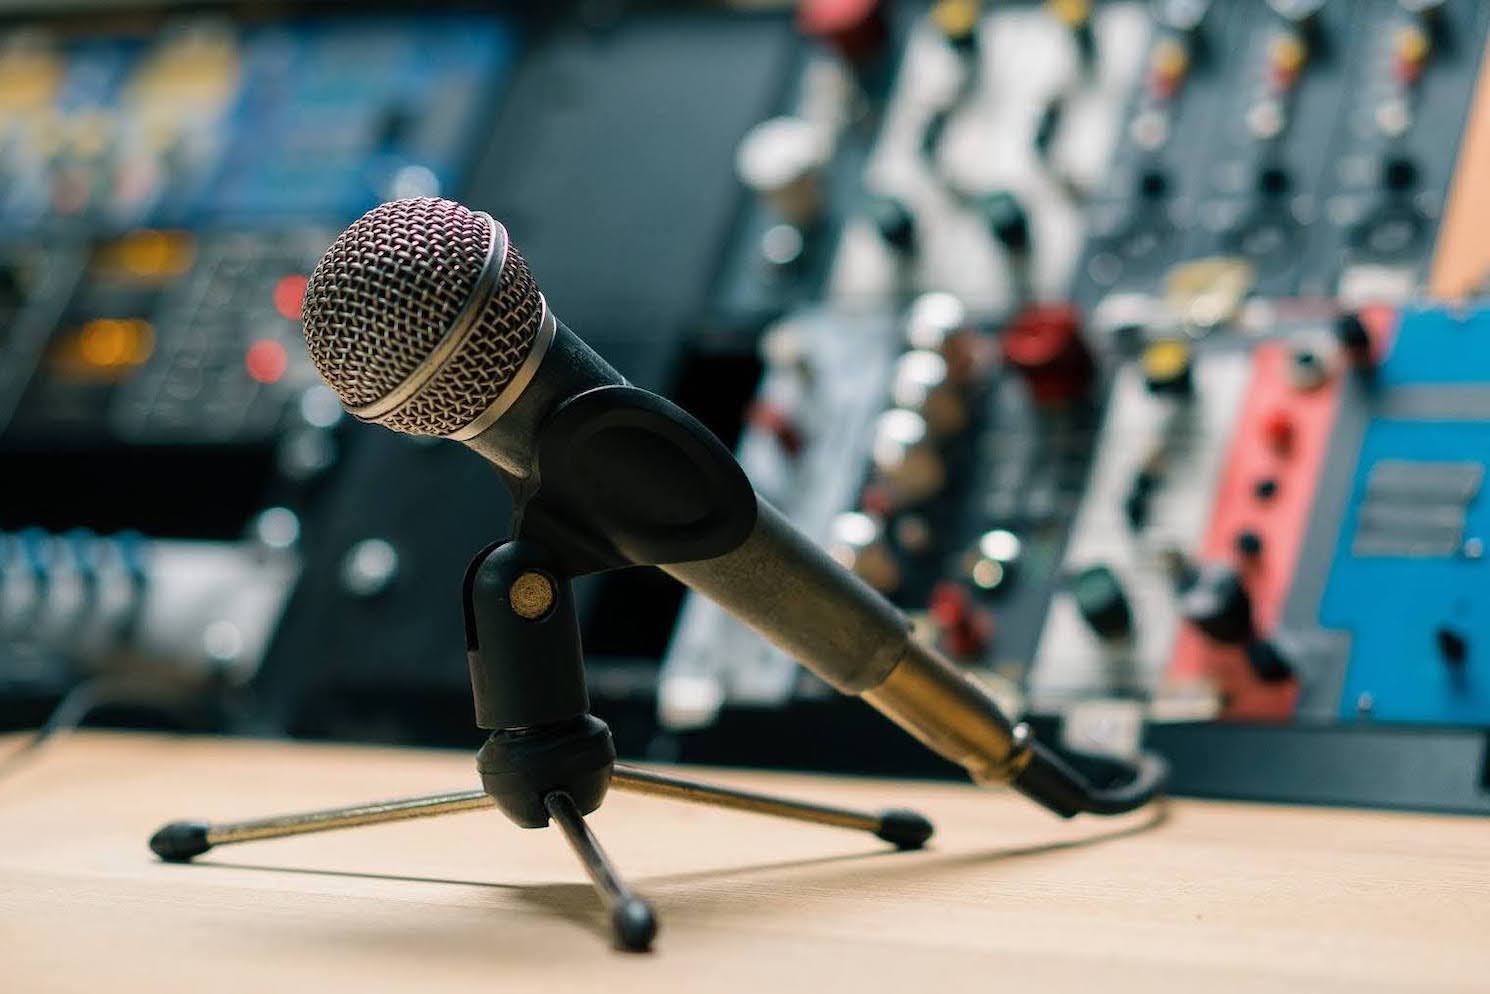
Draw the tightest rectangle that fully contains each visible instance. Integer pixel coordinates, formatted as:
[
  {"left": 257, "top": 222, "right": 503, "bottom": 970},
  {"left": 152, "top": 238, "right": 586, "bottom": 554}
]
[
  {"left": 0, "top": 676, "right": 159, "bottom": 786},
  {"left": 1012, "top": 740, "right": 1169, "bottom": 818},
  {"left": 1076, "top": 751, "right": 1170, "bottom": 816}
]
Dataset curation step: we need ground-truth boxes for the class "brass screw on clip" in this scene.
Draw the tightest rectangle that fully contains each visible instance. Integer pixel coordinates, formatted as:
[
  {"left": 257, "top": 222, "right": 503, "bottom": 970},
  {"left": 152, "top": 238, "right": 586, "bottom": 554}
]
[{"left": 509, "top": 570, "right": 556, "bottom": 620}]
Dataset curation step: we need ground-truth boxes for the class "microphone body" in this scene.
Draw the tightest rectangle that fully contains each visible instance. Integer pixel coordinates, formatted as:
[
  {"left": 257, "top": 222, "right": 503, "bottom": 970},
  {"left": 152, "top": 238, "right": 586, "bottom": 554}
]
[{"left": 301, "top": 199, "right": 1163, "bottom": 816}]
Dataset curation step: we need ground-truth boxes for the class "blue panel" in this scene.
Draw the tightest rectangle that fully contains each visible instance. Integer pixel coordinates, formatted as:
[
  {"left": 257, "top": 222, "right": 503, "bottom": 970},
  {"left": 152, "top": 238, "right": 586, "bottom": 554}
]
[
  {"left": 1378, "top": 306, "right": 1490, "bottom": 386},
  {"left": 201, "top": 16, "right": 518, "bottom": 223},
  {"left": 0, "top": 15, "right": 516, "bottom": 232},
  {"left": 0, "top": 38, "right": 139, "bottom": 230},
  {"left": 1319, "top": 418, "right": 1490, "bottom": 725},
  {"left": 1319, "top": 308, "right": 1490, "bottom": 727}
]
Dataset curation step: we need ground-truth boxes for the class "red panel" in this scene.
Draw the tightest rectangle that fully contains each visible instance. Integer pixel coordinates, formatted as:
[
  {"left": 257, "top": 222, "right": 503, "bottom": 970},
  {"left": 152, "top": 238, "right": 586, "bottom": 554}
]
[{"left": 1167, "top": 310, "right": 1396, "bottom": 720}]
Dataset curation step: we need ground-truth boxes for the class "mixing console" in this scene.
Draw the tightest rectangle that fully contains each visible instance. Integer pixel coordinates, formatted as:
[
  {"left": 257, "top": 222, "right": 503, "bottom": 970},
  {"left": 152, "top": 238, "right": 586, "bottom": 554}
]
[
  {"left": 4, "top": 1, "right": 1490, "bottom": 814},
  {"left": 665, "top": 0, "right": 1490, "bottom": 810},
  {"left": 0, "top": 12, "right": 515, "bottom": 704},
  {"left": 0, "top": 14, "right": 511, "bottom": 448}
]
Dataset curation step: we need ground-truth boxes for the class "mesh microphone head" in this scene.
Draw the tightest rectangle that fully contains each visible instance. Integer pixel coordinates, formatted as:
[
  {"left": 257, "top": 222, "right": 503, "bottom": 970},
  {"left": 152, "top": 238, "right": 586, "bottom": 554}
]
[{"left": 301, "top": 197, "right": 548, "bottom": 437}]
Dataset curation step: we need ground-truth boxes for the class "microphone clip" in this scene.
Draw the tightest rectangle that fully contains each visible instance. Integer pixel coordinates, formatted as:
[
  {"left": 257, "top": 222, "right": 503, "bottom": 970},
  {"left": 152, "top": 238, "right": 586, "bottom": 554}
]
[{"left": 504, "top": 385, "right": 758, "bottom": 578}]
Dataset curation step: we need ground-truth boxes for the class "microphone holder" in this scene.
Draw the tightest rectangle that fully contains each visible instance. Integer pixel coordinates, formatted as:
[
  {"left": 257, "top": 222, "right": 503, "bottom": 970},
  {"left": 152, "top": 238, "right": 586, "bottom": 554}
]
[{"left": 148, "top": 538, "right": 934, "bottom": 953}]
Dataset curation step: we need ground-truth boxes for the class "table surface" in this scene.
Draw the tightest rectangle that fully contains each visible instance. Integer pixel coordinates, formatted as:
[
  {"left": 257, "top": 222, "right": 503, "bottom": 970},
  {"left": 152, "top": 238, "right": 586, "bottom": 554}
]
[{"left": 1, "top": 732, "right": 1486, "bottom": 994}]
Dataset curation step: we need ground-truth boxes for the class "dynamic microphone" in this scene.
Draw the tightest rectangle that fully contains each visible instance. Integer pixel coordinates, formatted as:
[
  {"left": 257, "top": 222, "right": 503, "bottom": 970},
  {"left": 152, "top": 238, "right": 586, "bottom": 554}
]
[{"left": 301, "top": 197, "right": 1164, "bottom": 818}]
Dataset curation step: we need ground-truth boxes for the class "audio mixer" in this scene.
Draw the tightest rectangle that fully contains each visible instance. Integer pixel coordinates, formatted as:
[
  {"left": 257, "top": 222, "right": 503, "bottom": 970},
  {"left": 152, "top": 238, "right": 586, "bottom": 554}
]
[
  {"left": 3, "top": 1, "right": 1490, "bottom": 814},
  {"left": 0, "top": 12, "right": 516, "bottom": 717},
  {"left": 667, "top": 0, "right": 1490, "bottom": 811}
]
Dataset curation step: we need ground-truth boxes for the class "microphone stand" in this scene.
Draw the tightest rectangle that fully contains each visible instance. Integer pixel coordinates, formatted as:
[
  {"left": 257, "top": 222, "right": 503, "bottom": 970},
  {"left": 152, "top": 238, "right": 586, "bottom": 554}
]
[
  {"left": 148, "top": 537, "right": 933, "bottom": 953},
  {"left": 147, "top": 380, "right": 1165, "bottom": 949}
]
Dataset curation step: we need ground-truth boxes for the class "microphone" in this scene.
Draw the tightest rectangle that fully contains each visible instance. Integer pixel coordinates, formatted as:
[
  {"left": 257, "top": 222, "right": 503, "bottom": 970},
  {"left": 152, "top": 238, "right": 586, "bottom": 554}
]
[{"left": 301, "top": 197, "right": 1164, "bottom": 818}]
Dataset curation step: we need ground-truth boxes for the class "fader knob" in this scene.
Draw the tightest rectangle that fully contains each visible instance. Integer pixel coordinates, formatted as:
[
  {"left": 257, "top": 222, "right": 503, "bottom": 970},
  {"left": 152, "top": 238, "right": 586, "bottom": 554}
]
[
  {"left": 1148, "top": 34, "right": 1191, "bottom": 100},
  {"left": 892, "top": 350, "right": 967, "bottom": 436},
  {"left": 1256, "top": 164, "right": 1290, "bottom": 198},
  {"left": 828, "top": 511, "right": 901, "bottom": 593},
  {"left": 1246, "top": 641, "right": 1294, "bottom": 683},
  {"left": 1125, "top": 461, "right": 1164, "bottom": 531},
  {"left": 1333, "top": 311, "right": 1374, "bottom": 367},
  {"left": 1392, "top": 21, "right": 1432, "bottom": 85},
  {"left": 980, "top": 191, "right": 1031, "bottom": 256},
  {"left": 1264, "top": 27, "right": 1309, "bottom": 94},
  {"left": 1070, "top": 564, "right": 1133, "bottom": 640},
  {"left": 798, "top": 0, "right": 889, "bottom": 67},
  {"left": 736, "top": 117, "right": 829, "bottom": 227},
  {"left": 1381, "top": 155, "right": 1418, "bottom": 193},
  {"left": 1262, "top": 408, "right": 1296, "bottom": 453},
  {"left": 0, "top": 264, "right": 21, "bottom": 308},
  {"left": 1124, "top": 490, "right": 1151, "bottom": 531},
  {"left": 1137, "top": 167, "right": 1169, "bottom": 200},
  {"left": 870, "top": 408, "right": 946, "bottom": 506},
  {"left": 868, "top": 195, "right": 916, "bottom": 254},
  {"left": 1399, "top": 1, "right": 1446, "bottom": 17},
  {"left": 1288, "top": 347, "right": 1328, "bottom": 391},
  {"left": 1141, "top": 338, "right": 1193, "bottom": 395},
  {"left": 759, "top": 223, "right": 807, "bottom": 277},
  {"left": 905, "top": 292, "right": 968, "bottom": 351},
  {"left": 983, "top": 190, "right": 1032, "bottom": 303},
  {"left": 1235, "top": 530, "right": 1264, "bottom": 560},
  {"left": 932, "top": 0, "right": 981, "bottom": 55},
  {"left": 1266, "top": 0, "right": 1326, "bottom": 24},
  {"left": 1048, "top": 0, "right": 1096, "bottom": 70},
  {"left": 1178, "top": 563, "right": 1253, "bottom": 645},
  {"left": 929, "top": 581, "right": 995, "bottom": 659},
  {"left": 1034, "top": 95, "right": 1065, "bottom": 161},
  {"left": 746, "top": 399, "right": 805, "bottom": 457},
  {"left": 1000, "top": 304, "right": 1094, "bottom": 408},
  {"left": 1436, "top": 626, "right": 1468, "bottom": 668}
]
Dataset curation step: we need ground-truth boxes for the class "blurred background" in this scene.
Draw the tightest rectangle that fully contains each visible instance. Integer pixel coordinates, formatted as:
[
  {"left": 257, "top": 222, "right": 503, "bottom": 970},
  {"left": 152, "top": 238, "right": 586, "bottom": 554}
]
[{"left": 3, "top": 0, "right": 1490, "bottom": 813}]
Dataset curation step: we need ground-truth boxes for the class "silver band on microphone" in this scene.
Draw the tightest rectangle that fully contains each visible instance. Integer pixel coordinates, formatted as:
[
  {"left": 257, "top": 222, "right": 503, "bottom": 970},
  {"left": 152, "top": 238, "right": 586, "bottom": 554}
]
[
  {"left": 350, "top": 212, "right": 509, "bottom": 424},
  {"left": 450, "top": 300, "right": 557, "bottom": 442}
]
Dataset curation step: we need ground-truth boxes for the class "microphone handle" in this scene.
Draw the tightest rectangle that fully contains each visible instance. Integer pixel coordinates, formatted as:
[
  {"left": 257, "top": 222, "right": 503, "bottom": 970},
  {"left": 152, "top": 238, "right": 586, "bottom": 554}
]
[
  {"left": 663, "top": 500, "right": 1032, "bottom": 787},
  {"left": 466, "top": 322, "right": 629, "bottom": 480}
]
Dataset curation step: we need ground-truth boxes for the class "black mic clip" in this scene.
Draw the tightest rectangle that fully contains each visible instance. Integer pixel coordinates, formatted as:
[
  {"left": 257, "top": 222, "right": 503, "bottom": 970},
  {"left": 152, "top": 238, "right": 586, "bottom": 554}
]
[
  {"left": 458, "top": 382, "right": 758, "bottom": 835},
  {"left": 502, "top": 384, "right": 758, "bottom": 579},
  {"left": 459, "top": 382, "right": 764, "bottom": 851},
  {"left": 462, "top": 539, "right": 612, "bottom": 828}
]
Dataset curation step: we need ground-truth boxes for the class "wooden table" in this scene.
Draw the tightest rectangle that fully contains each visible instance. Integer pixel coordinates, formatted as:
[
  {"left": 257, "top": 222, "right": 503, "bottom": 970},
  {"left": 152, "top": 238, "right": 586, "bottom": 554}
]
[{"left": 1, "top": 732, "right": 1485, "bottom": 993}]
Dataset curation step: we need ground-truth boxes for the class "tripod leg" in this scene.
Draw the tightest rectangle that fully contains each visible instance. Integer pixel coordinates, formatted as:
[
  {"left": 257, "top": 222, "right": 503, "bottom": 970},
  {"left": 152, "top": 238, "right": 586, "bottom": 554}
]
[
  {"left": 149, "top": 789, "right": 493, "bottom": 862},
  {"left": 612, "top": 764, "right": 933, "bottom": 850},
  {"left": 544, "top": 790, "right": 658, "bottom": 953}
]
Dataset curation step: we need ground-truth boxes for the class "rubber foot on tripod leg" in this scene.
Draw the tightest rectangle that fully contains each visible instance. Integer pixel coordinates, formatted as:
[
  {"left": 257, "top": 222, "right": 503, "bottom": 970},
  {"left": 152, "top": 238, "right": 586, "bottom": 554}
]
[
  {"left": 150, "top": 821, "right": 212, "bottom": 862},
  {"left": 875, "top": 809, "right": 934, "bottom": 850},
  {"left": 611, "top": 897, "right": 658, "bottom": 952}
]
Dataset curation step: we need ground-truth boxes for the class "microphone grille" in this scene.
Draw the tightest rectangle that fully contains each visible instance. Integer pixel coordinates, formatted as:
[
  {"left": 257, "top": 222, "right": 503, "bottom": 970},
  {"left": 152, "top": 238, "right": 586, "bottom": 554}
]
[
  {"left": 303, "top": 198, "right": 494, "bottom": 411},
  {"left": 376, "top": 242, "right": 542, "bottom": 436},
  {"left": 301, "top": 198, "right": 546, "bottom": 436}
]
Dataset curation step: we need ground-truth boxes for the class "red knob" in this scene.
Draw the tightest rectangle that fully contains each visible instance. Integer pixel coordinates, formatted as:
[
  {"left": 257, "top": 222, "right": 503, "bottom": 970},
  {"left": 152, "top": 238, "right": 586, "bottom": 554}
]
[
  {"left": 746, "top": 400, "right": 804, "bottom": 457},
  {"left": 798, "top": 0, "right": 888, "bottom": 65},
  {"left": 999, "top": 303, "right": 1094, "bottom": 408},
  {"left": 929, "top": 581, "right": 995, "bottom": 660},
  {"left": 1262, "top": 408, "right": 1294, "bottom": 455}
]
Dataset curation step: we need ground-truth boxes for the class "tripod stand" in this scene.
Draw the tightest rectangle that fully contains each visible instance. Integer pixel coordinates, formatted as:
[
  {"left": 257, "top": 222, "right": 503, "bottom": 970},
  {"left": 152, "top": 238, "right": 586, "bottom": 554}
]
[{"left": 149, "top": 539, "right": 933, "bottom": 952}]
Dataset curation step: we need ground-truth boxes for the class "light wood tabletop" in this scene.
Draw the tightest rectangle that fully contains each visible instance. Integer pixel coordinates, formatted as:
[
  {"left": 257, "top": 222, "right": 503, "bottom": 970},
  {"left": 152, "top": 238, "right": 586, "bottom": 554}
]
[{"left": 0, "top": 731, "right": 1485, "bottom": 994}]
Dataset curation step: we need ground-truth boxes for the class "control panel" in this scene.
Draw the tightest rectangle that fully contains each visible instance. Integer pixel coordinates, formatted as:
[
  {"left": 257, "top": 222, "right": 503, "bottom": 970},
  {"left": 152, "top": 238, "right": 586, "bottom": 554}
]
[
  {"left": 0, "top": 12, "right": 515, "bottom": 696},
  {"left": 0, "top": 15, "right": 512, "bottom": 450},
  {"left": 661, "top": 0, "right": 1490, "bottom": 812},
  {"left": 4, "top": 1, "right": 1490, "bottom": 814}
]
